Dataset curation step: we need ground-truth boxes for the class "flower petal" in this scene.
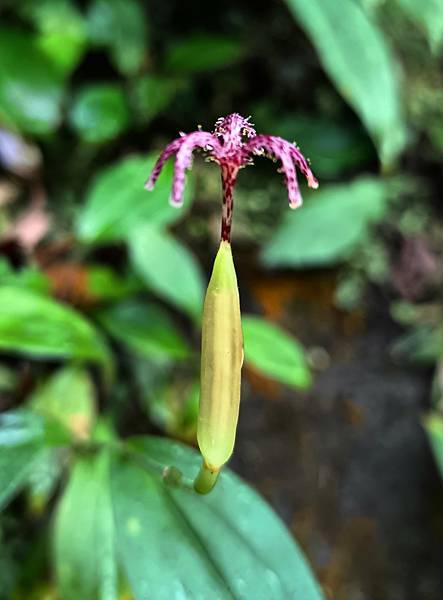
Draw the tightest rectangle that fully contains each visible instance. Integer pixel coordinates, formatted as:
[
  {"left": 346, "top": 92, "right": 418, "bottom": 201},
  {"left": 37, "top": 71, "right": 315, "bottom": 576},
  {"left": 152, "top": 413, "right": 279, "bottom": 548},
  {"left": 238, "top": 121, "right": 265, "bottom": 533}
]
[
  {"left": 245, "top": 135, "right": 318, "bottom": 207},
  {"left": 170, "top": 131, "right": 218, "bottom": 205},
  {"left": 144, "top": 137, "right": 183, "bottom": 191},
  {"left": 146, "top": 131, "right": 220, "bottom": 206}
]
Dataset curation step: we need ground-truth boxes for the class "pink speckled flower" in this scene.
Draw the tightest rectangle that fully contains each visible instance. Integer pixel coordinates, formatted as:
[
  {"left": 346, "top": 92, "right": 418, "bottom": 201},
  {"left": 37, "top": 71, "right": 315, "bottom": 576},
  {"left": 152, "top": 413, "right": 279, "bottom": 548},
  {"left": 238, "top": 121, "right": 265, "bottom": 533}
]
[{"left": 145, "top": 113, "right": 318, "bottom": 242}]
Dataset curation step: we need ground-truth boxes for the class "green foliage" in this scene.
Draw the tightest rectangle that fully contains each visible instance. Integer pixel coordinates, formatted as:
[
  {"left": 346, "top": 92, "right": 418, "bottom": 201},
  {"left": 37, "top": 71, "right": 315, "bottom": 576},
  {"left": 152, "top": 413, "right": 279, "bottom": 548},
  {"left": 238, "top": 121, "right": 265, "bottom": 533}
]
[
  {"left": 423, "top": 413, "right": 443, "bottom": 478},
  {"left": 262, "top": 177, "right": 388, "bottom": 268},
  {"left": 77, "top": 155, "right": 194, "bottom": 244},
  {"left": 129, "top": 75, "right": 180, "bottom": 124},
  {"left": 0, "top": 260, "right": 50, "bottom": 295},
  {"left": 242, "top": 316, "right": 311, "bottom": 389},
  {"left": 19, "top": 0, "right": 87, "bottom": 76},
  {"left": 54, "top": 450, "right": 118, "bottom": 600},
  {"left": 87, "top": 0, "right": 148, "bottom": 75},
  {"left": 164, "top": 34, "right": 244, "bottom": 73},
  {"left": 391, "top": 325, "right": 443, "bottom": 364},
  {"left": 69, "top": 84, "right": 131, "bottom": 143},
  {"left": 96, "top": 299, "right": 191, "bottom": 360},
  {"left": 27, "top": 447, "right": 64, "bottom": 514},
  {"left": 0, "top": 412, "right": 45, "bottom": 510},
  {"left": 30, "top": 366, "right": 96, "bottom": 440},
  {"left": 86, "top": 265, "right": 141, "bottom": 303},
  {"left": 268, "top": 114, "right": 374, "bottom": 178},
  {"left": 285, "top": 0, "right": 406, "bottom": 166},
  {"left": 0, "top": 27, "right": 64, "bottom": 135},
  {"left": 396, "top": 0, "right": 443, "bottom": 53},
  {"left": 111, "top": 437, "right": 324, "bottom": 600},
  {"left": 1, "top": 0, "right": 441, "bottom": 596},
  {"left": 130, "top": 225, "right": 205, "bottom": 321},
  {"left": 0, "top": 413, "right": 324, "bottom": 599},
  {"left": 0, "top": 411, "right": 68, "bottom": 510},
  {"left": 0, "top": 287, "right": 111, "bottom": 371}
]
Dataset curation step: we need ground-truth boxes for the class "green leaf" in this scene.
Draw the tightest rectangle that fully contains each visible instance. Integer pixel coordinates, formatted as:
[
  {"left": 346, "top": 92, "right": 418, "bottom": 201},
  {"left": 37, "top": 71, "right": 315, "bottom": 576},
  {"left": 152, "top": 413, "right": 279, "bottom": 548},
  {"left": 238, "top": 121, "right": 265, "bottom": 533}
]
[
  {"left": 87, "top": 0, "right": 147, "bottom": 75},
  {"left": 87, "top": 265, "right": 141, "bottom": 302},
  {"left": 96, "top": 299, "right": 190, "bottom": 360},
  {"left": 69, "top": 84, "right": 130, "bottom": 144},
  {"left": 164, "top": 34, "right": 244, "bottom": 73},
  {"left": 54, "top": 451, "right": 118, "bottom": 600},
  {"left": 111, "top": 436, "right": 324, "bottom": 600},
  {"left": 261, "top": 177, "right": 388, "bottom": 268},
  {"left": 284, "top": 0, "right": 406, "bottom": 166},
  {"left": 0, "top": 411, "right": 55, "bottom": 510},
  {"left": 129, "top": 224, "right": 204, "bottom": 321},
  {"left": 423, "top": 412, "right": 443, "bottom": 478},
  {"left": 77, "top": 155, "right": 194, "bottom": 244},
  {"left": 0, "top": 287, "right": 111, "bottom": 371},
  {"left": 391, "top": 325, "right": 443, "bottom": 365},
  {"left": 242, "top": 316, "right": 311, "bottom": 388},
  {"left": 27, "top": 447, "right": 64, "bottom": 514},
  {"left": 129, "top": 74, "right": 179, "bottom": 124},
  {"left": 19, "top": 0, "right": 87, "bottom": 76},
  {"left": 30, "top": 366, "right": 96, "bottom": 441},
  {"left": 0, "top": 27, "right": 64, "bottom": 135},
  {"left": 396, "top": 0, "right": 443, "bottom": 54},
  {"left": 0, "top": 261, "right": 50, "bottom": 295}
]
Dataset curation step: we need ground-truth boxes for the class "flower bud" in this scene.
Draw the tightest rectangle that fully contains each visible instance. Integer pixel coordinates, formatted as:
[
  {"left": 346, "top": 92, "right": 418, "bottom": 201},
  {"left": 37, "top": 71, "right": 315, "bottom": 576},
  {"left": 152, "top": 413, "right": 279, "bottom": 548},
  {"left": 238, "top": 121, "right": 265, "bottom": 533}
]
[{"left": 194, "top": 241, "right": 243, "bottom": 494}]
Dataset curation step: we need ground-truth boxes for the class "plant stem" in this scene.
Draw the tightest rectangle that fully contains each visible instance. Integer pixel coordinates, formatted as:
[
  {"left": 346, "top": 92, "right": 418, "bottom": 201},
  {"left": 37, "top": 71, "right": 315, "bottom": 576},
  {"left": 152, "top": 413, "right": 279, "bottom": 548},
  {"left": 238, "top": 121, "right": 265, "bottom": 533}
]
[{"left": 194, "top": 460, "right": 220, "bottom": 494}]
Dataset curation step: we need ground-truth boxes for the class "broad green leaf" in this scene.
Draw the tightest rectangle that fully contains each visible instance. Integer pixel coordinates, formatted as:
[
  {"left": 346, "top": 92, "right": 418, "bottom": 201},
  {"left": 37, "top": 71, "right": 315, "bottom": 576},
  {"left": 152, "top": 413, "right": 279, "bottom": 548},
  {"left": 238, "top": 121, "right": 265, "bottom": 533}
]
[
  {"left": 396, "top": 0, "right": 443, "bottom": 54},
  {"left": 242, "top": 316, "right": 311, "bottom": 388},
  {"left": 284, "top": 0, "right": 406, "bottom": 166},
  {"left": 129, "top": 75, "right": 179, "bottom": 124},
  {"left": 0, "top": 287, "right": 111, "bottom": 371},
  {"left": 165, "top": 34, "right": 244, "bottom": 73},
  {"left": 87, "top": 0, "right": 147, "bottom": 75},
  {"left": 129, "top": 225, "right": 204, "bottom": 321},
  {"left": 27, "top": 447, "right": 63, "bottom": 514},
  {"left": 0, "top": 28, "right": 64, "bottom": 135},
  {"left": 69, "top": 84, "right": 130, "bottom": 144},
  {"left": 0, "top": 411, "right": 65, "bottom": 510},
  {"left": 77, "top": 155, "right": 194, "bottom": 244},
  {"left": 19, "top": 0, "right": 87, "bottom": 75},
  {"left": 261, "top": 177, "right": 388, "bottom": 268},
  {"left": 96, "top": 299, "right": 190, "bottom": 360},
  {"left": 111, "top": 436, "right": 324, "bottom": 600},
  {"left": 30, "top": 366, "right": 96, "bottom": 441},
  {"left": 423, "top": 412, "right": 443, "bottom": 478},
  {"left": 54, "top": 451, "right": 118, "bottom": 600},
  {"left": 87, "top": 265, "right": 141, "bottom": 302},
  {"left": 0, "top": 261, "right": 50, "bottom": 295}
]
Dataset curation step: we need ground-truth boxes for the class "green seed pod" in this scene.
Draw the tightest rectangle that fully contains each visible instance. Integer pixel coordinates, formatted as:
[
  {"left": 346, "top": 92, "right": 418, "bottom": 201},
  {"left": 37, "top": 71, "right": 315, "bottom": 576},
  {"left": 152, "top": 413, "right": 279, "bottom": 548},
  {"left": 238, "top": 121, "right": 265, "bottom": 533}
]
[{"left": 194, "top": 241, "right": 243, "bottom": 494}]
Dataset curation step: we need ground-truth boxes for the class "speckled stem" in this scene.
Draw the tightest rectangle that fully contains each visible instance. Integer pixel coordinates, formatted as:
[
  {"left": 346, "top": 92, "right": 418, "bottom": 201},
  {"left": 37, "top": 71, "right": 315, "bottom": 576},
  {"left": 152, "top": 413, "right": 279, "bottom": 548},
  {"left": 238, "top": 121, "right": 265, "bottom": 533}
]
[{"left": 220, "top": 165, "right": 238, "bottom": 242}]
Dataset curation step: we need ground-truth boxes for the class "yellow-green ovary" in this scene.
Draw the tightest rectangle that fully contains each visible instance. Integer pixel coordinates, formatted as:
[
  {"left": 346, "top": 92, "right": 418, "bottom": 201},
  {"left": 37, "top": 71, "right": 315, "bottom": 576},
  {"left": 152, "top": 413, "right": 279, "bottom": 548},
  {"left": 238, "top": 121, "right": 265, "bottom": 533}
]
[{"left": 197, "top": 240, "right": 243, "bottom": 472}]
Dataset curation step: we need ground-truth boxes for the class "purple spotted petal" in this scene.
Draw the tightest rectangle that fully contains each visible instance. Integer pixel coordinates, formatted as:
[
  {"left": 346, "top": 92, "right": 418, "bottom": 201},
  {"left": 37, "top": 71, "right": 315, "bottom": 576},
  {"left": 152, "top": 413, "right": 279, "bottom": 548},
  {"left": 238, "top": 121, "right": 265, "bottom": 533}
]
[
  {"left": 145, "top": 114, "right": 318, "bottom": 241},
  {"left": 144, "top": 137, "right": 183, "bottom": 191},
  {"left": 245, "top": 135, "right": 318, "bottom": 208},
  {"left": 170, "top": 131, "right": 218, "bottom": 206}
]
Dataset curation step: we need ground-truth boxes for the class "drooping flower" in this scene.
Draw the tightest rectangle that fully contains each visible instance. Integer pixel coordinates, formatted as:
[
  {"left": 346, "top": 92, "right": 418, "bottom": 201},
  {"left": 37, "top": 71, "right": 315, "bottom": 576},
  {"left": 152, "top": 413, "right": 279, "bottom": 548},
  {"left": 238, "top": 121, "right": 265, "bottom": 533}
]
[
  {"left": 146, "top": 114, "right": 318, "bottom": 494},
  {"left": 145, "top": 113, "right": 318, "bottom": 242}
]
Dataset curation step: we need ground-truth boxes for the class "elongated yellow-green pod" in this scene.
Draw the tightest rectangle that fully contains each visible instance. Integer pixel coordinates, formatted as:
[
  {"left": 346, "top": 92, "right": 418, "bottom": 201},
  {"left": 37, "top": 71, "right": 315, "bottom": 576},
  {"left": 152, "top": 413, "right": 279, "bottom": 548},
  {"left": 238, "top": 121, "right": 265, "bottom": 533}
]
[{"left": 194, "top": 240, "right": 243, "bottom": 494}]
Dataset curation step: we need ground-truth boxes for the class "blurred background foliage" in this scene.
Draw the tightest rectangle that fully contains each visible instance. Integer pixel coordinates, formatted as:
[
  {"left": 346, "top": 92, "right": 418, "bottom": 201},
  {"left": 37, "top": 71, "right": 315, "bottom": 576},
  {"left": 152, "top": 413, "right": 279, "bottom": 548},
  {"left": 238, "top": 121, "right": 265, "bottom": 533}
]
[{"left": 0, "top": 0, "right": 443, "bottom": 598}]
